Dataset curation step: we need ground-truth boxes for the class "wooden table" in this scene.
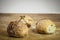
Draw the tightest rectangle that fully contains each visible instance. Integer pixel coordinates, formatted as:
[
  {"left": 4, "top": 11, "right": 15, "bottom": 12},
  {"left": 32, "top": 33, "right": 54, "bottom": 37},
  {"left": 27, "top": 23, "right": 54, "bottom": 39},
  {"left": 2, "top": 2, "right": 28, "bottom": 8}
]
[{"left": 0, "top": 14, "right": 60, "bottom": 40}]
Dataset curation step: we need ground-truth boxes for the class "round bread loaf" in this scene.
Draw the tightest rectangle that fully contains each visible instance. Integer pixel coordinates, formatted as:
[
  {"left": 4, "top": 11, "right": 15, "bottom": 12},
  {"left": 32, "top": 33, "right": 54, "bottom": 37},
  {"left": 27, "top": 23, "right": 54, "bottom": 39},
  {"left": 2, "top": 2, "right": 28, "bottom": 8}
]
[
  {"left": 20, "top": 15, "right": 35, "bottom": 28},
  {"left": 36, "top": 19, "right": 56, "bottom": 34},
  {"left": 7, "top": 16, "right": 29, "bottom": 37},
  {"left": 7, "top": 21, "right": 28, "bottom": 37}
]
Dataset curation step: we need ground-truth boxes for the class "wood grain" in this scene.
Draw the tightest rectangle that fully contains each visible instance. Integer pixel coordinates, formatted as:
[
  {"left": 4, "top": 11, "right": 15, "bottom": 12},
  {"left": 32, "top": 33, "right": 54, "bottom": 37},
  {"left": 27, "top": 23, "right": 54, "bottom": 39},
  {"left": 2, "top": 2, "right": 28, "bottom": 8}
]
[{"left": 0, "top": 14, "right": 60, "bottom": 40}]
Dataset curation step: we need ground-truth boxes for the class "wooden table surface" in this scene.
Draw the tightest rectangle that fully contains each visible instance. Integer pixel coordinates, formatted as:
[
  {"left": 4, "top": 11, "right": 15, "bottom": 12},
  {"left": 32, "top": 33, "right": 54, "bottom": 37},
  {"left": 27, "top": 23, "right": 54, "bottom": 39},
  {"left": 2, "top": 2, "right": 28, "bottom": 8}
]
[{"left": 0, "top": 14, "right": 60, "bottom": 40}]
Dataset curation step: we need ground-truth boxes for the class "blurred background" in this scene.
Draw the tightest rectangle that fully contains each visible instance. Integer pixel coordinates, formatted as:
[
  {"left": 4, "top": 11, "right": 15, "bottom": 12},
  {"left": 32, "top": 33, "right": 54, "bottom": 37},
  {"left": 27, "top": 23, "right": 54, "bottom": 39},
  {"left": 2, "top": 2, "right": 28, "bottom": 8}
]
[{"left": 0, "top": 0, "right": 60, "bottom": 13}]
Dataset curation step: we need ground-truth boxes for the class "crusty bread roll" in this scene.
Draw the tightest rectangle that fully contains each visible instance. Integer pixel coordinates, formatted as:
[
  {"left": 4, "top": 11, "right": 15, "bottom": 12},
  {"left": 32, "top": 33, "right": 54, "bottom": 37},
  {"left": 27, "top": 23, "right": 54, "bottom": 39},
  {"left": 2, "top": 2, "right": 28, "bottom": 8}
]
[
  {"left": 7, "top": 21, "right": 28, "bottom": 37},
  {"left": 20, "top": 15, "right": 35, "bottom": 28},
  {"left": 7, "top": 16, "right": 28, "bottom": 37},
  {"left": 36, "top": 19, "right": 56, "bottom": 34}
]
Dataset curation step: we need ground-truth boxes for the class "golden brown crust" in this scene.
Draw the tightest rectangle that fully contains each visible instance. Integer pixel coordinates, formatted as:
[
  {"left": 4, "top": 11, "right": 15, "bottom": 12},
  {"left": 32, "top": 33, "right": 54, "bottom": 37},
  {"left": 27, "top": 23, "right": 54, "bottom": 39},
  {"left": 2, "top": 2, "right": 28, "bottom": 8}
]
[
  {"left": 20, "top": 15, "right": 35, "bottom": 28},
  {"left": 36, "top": 19, "right": 56, "bottom": 34},
  {"left": 7, "top": 21, "right": 28, "bottom": 37}
]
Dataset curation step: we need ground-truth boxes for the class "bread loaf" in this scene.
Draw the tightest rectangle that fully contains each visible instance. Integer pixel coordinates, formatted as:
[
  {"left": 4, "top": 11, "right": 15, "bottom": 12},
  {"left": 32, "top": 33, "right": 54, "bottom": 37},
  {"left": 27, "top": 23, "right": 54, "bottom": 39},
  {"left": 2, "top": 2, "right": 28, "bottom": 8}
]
[
  {"left": 36, "top": 19, "right": 56, "bottom": 34},
  {"left": 7, "top": 16, "right": 28, "bottom": 37},
  {"left": 20, "top": 15, "right": 34, "bottom": 28}
]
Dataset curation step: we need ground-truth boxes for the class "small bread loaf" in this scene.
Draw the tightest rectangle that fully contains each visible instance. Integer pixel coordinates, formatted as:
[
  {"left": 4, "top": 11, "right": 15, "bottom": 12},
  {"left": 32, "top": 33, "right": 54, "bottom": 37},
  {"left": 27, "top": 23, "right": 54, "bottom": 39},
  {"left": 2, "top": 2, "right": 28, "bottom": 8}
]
[
  {"left": 20, "top": 15, "right": 34, "bottom": 28},
  {"left": 36, "top": 19, "right": 56, "bottom": 34},
  {"left": 7, "top": 21, "right": 28, "bottom": 37},
  {"left": 7, "top": 16, "right": 28, "bottom": 37}
]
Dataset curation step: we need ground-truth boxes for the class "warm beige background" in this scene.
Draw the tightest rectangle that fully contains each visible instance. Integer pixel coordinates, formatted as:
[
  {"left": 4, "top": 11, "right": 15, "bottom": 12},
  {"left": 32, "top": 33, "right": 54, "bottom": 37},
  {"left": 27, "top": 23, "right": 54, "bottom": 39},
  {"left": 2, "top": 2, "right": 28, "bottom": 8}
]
[{"left": 0, "top": 14, "right": 60, "bottom": 40}]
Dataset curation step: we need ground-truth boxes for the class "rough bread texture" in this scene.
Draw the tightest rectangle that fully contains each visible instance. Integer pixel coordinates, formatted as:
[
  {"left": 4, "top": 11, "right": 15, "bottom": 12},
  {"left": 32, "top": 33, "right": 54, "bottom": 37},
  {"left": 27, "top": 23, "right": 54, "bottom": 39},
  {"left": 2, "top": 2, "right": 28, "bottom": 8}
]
[
  {"left": 36, "top": 19, "right": 56, "bottom": 34},
  {"left": 7, "top": 21, "right": 28, "bottom": 37},
  {"left": 20, "top": 15, "right": 35, "bottom": 28}
]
